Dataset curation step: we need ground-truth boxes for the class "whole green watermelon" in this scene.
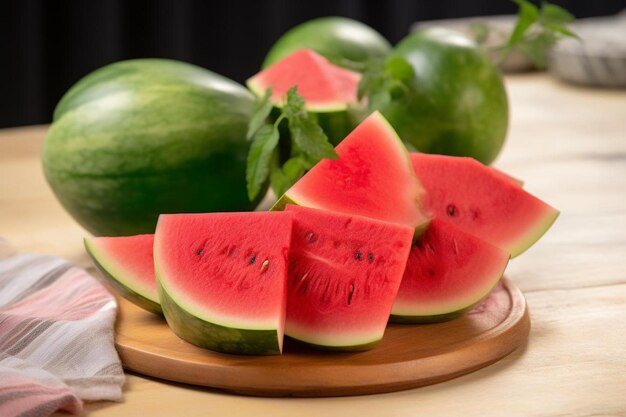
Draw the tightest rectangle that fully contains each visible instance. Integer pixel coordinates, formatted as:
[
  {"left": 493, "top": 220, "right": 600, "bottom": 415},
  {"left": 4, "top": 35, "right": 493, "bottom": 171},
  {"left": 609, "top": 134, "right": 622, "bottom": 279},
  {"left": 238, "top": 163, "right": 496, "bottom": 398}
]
[
  {"left": 262, "top": 17, "right": 391, "bottom": 68},
  {"left": 382, "top": 28, "right": 509, "bottom": 164},
  {"left": 43, "top": 59, "right": 257, "bottom": 236}
]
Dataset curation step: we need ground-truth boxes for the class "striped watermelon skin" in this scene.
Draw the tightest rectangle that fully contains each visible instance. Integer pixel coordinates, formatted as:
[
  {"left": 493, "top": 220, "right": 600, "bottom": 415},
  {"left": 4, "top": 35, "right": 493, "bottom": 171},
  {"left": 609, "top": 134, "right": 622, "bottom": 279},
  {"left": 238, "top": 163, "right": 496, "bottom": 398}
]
[
  {"left": 44, "top": 59, "right": 258, "bottom": 236},
  {"left": 262, "top": 17, "right": 391, "bottom": 69}
]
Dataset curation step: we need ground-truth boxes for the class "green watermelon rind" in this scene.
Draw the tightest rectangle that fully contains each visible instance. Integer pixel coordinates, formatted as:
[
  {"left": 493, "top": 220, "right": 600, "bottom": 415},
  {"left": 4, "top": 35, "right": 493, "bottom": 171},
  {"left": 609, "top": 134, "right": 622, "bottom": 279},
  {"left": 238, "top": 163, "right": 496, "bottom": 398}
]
[
  {"left": 43, "top": 59, "right": 260, "bottom": 237},
  {"left": 158, "top": 283, "right": 282, "bottom": 355},
  {"left": 270, "top": 193, "right": 296, "bottom": 211},
  {"left": 385, "top": 28, "right": 509, "bottom": 165},
  {"left": 285, "top": 320, "right": 385, "bottom": 351},
  {"left": 84, "top": 238, "right": 162, "bottom": 315},
  {"left": 261, "top": 17, "right": 391, "bottom": 69},
  {"left": 286, "top": 335, "right": 381, "bottom": 352},
  {"left": 390, "top": 307, "right": 471, "bottom": 324},
  {"left": 389, "top": 279, "right": 502, "bottom": 323},
  {"left": 509, "top": 208, "right": 560, "bottom": 258}
]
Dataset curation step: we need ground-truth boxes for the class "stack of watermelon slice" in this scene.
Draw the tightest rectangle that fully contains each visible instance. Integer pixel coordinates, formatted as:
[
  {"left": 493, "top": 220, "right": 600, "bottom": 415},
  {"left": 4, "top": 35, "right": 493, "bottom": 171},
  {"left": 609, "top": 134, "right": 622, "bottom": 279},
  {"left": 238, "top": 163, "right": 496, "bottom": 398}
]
[{"left": 85, "top": 109, "right": 558, "bottom": 355}]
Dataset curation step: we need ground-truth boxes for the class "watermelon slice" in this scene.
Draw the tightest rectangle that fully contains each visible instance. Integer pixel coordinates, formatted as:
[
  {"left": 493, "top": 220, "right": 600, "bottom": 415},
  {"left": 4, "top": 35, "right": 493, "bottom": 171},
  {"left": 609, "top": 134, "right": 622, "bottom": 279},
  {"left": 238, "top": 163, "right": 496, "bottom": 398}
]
[
  {"left": 410, "top": 153, "right": 559, "bottom": 257},
  {"left": 273, "top": 111, "right": 429, "bottom": 231},
  {"left": 154, "top": 212, "right": 293, "bottom": 355},
  {"left": 391, "top": 219, "right": 509, "bottom": 322},
  {"left": 84, "top": 234, "right": 160, "bottom": 314},
  {"left": 247, "top": 48, "right": 360, "bottom": 112},
  {"left": 285, "top": 204, "right": 413, "bottom": 350}
]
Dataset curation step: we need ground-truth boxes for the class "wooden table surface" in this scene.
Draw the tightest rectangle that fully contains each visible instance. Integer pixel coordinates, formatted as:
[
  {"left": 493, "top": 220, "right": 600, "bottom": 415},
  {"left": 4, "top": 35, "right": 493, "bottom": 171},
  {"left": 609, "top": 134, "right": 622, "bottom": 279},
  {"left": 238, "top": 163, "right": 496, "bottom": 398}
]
[{"left": 1, "top": 74, "right": 625, "bottom": 416}]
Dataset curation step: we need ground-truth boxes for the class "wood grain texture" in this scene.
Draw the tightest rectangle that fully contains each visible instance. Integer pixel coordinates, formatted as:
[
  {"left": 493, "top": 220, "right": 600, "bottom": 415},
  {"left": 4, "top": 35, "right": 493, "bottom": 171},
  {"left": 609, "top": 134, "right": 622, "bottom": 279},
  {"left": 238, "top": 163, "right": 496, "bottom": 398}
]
[
  {"left": 114, "top": 279, "right": 528, "bottom": 396},
  {"left": 1, "top": 74, "right": 625, "bottom": 416}
]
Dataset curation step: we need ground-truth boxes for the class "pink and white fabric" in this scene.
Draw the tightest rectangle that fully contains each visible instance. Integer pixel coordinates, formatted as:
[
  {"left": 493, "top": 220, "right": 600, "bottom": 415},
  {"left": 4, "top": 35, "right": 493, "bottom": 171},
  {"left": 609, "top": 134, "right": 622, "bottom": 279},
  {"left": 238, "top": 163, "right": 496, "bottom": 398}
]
[{"left": 0, "top": 240, "right": 124, "bottom": 416}]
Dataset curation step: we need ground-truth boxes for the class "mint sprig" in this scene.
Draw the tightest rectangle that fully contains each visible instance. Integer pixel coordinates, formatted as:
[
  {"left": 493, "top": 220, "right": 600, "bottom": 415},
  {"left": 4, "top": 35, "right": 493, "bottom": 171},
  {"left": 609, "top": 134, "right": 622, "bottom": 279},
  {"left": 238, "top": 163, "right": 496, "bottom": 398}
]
[
  {"left": 357, "top": 0, "right": 578, "bottom": 112},
  {"left": 499, "top": 0, "right": 578, "bottom": 68},
  {"left": 358, "top": 56, "right": 415, "bottom": 111},
  {"left": 246, "top": 123, "right": 280, "bottom": 201},
  {"left": 246, "top": 89, "right": 274, "bottom": 140},
  {"left": 246, "top": 87, "right": 339, "bottom": 201}
]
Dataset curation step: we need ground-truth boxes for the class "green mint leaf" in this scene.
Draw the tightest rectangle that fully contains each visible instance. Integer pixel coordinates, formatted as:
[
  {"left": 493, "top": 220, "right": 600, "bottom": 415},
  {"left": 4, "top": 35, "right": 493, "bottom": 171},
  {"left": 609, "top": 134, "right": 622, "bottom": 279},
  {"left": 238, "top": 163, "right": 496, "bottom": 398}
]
[
  {"left": 385, "top": 56, "right": 414, "bottom": 83},
  {"left": 357, "top": 56, "right": 414, "bottom": 112},
  {"left": 507, "top": 0, "right": 539, "bottom": 48},
  {"left": 497, "top": 0, "right": 578, "bottom": 67},
  {"left": 268, "top": 155, "right": 309, "bottom": 198},
  {"left": 368, "top": 89, "right": 392, "bottom": 111},
  {"left": 546, "top": 24, "right": 579, "bottom": 39},
  {"left": 268, "top": 150, "right": 293, "bottom": 198},
  {"left": 284, "top": 86, "right": 305, "bottom": 117},
  {"left": 289, "top": 116, "right": 338, "bottom": 161},
  {"left": 246, "top": 89, "right": 273, "bottom": 140},
  {"left": 469, "top": 21, "right": 492, "bottom": 45},
  {"left": 357, "top": 71, "right": 376, "bottom": 101},
  {"left": 539, "top": 3, "right": 579, "bottom": 39},
  {"left": 246, "top": 124, "right": 279, "bottom": 201},
  {"left": 269, "top": 169, "right": 291, "bottom": 199},
  {"left": 282, "top": 157, "right": 307, "bottom": 181},
  {"left": 281, "top": 86, "right": 338, "bottom": 161},
  {"left": 356, "top": 58, "right": 385, "bottom": 101},
  {"left": 518, "top": 31, "right": 556, "bottom": 68},
  {"left": 539, "top": 3, "right": 575, "bottom": 26}
]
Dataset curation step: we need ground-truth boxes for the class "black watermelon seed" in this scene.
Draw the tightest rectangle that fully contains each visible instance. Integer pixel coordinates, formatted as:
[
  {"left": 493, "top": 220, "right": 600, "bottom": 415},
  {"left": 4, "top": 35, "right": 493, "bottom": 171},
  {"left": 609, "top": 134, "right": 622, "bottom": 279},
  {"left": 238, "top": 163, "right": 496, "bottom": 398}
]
[
  {"left": 354, "top": 251, "right": 362, "bottom": 261},
  {"left": 367, "top": 252, "right": 375, "bottom": 263},
  {"left": 249, "top": 255, "right": 256, "bottom": 264},
  {"left": 196, "top": 248, "right": 203, "bottom": 256},
  {"left": 447, "top": 204, "right": 458, "bottom": 217}
]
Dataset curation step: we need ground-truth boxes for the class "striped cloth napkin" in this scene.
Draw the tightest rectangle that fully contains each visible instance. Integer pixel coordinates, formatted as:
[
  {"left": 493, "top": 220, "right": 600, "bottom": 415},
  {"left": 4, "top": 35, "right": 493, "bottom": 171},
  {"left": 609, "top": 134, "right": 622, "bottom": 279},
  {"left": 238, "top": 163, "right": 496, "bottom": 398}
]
[{"left": 0, "top": 239, "right": 124, "bottom": 416}]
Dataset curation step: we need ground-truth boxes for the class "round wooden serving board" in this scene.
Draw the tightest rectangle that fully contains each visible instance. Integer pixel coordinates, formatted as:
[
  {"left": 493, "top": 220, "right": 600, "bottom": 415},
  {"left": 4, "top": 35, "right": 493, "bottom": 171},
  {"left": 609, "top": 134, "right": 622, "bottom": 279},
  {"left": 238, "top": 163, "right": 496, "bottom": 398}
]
[{"left": 114, "top": 277, "right": 529, "bottom": 397}]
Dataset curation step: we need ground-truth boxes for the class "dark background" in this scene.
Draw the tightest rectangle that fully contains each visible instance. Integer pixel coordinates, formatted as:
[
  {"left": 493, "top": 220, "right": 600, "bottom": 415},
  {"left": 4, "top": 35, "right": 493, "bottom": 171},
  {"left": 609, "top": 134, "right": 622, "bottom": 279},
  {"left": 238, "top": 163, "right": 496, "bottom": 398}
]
[{"left": 1, "top": 0, "right": 623, "bottom": 128}]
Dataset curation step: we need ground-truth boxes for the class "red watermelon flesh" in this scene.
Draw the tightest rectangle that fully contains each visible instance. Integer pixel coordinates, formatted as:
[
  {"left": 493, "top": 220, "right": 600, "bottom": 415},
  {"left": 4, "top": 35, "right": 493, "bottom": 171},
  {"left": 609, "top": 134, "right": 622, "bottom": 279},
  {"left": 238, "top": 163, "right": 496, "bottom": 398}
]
[
  {"left": 492, "top": 168, "right": 524, "bottom": 187},
  {"left": 247, "top": 49, "right": 360, "bottom": 112},
  {"left": 274, "top": 111, "right": 429, "bottom": 230},
  {"left": 154, "top": 212, "right": 293, "bottom": 355},
  {"left": 391, "top": 219, "right": 509, "bottom": 322},
  {"left": 84, "top": 234, "right": 160, "bottom": 314},
  {"left": 285, "top": 204, "right": 413, "bottom": 350},
  {"left": 410, "top": 153, "right": 559, "bottom": 257}
]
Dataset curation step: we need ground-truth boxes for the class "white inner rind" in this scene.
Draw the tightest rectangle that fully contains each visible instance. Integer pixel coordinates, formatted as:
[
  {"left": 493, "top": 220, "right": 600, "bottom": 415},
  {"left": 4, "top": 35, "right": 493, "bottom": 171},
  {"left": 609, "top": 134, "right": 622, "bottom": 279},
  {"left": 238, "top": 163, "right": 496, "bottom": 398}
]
[{"left": 285, "top": 321, "right": 383, "bottom": 348}]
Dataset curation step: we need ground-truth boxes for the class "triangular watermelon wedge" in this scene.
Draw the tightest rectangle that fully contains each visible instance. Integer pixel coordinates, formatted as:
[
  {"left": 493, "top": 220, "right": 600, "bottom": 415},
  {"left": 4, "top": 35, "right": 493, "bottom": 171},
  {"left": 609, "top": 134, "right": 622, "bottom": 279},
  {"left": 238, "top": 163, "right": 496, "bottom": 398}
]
[
  {"left": 84, "top": 234, "right": 160, "bottom": 314},
  {"left": 410, "top": 153, "right": 559, "bottom": 257},
  {"left": 247, "top": 49, "right": 360, "bottom": 112},
  {"left": 154, "top": 212, "right": 293, "bottom": 355},
  {"left": 391, "top": 219, "right": 510, "bottom": 322},
  {"left": 272, "top": 111, "right": 429, "bottom": 231},
  {"left": 285, "top": 204, "right": 414, "bottom": 350}
]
